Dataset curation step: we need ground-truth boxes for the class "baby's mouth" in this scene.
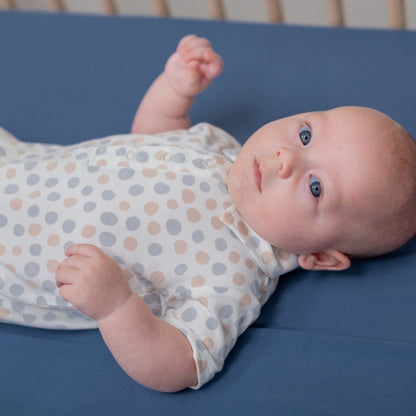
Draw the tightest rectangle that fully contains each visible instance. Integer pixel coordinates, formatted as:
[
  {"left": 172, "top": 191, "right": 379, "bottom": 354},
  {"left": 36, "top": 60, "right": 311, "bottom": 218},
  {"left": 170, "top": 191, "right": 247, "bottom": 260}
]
[{"left": 254, "top": 159, "right": 262, "bottom": 192}]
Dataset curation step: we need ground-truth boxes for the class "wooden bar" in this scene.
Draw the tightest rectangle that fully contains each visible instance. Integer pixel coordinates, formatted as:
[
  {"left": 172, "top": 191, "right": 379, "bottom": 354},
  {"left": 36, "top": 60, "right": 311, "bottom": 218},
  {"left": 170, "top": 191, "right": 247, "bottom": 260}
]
[
  {"left": 48, "top": 0, "right": 66, "bottom": 12},
  {"left": 326, "top": 0, "right": 344, "bottom": 26},
  {"left": 152, "top": 0, "right": 170, "bottom": 17},
  {"left": 0, "top": 0, "right": 16, "bottom": 9},
  {"left": 388, "top": 0, "right": 406, "bottom": 29},
  {"left": 265, "top": 0, "right": 284, "bottom": 24},
  {"left": 100, "top": 0, "right": 118, "bottom": 15},
  {"left": 207, "top": 0, "right": 226, "bottom": 20}
]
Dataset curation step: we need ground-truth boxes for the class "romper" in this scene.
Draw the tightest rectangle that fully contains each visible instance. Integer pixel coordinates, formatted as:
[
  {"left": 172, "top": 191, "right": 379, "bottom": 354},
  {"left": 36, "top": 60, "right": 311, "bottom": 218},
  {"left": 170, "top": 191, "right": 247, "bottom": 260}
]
[{"left": 0, "top": 123, "right": 298, "bottom": 388}]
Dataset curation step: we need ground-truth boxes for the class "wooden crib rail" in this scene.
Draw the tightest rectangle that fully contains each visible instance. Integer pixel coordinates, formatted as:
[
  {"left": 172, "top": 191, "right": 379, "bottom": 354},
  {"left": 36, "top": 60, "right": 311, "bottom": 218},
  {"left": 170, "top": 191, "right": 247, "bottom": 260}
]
[{"left": 0, "top": 0, "right": 410, "bottom": 30}]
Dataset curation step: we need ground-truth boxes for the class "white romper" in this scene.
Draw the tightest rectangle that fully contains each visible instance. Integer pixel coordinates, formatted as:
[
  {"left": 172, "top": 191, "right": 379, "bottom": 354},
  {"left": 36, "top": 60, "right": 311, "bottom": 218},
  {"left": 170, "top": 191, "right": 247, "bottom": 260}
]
[{"left": 0, "top": 123, "right": 298, "bottom": 388}]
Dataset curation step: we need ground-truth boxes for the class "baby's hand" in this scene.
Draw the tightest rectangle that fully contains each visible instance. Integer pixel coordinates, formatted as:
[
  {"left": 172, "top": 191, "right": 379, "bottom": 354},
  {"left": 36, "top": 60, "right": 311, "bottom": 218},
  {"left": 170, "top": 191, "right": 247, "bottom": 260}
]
[
  {"left": 55, "top": 244, "right": 132, "bottom": 321},
  {"left": 165, "top": 34, "right": 223, "bottom": 98}
]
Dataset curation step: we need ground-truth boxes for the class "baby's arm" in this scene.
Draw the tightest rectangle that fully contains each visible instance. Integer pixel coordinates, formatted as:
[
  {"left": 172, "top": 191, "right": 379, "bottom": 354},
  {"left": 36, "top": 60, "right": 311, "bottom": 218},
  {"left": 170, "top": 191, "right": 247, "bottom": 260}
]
[
  {"left": 131, "top": 35, "right": 223, "bottom": 134},
  {"left": 55, "top": 244, "right": 197, "bottom": 392}
]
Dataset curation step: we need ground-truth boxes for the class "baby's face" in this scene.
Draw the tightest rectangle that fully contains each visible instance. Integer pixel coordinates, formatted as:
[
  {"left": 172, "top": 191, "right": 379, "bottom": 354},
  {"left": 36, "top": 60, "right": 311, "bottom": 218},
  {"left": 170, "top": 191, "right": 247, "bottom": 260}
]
[{"left": 228, "top": 107, "right": 395, "bottom": 255}]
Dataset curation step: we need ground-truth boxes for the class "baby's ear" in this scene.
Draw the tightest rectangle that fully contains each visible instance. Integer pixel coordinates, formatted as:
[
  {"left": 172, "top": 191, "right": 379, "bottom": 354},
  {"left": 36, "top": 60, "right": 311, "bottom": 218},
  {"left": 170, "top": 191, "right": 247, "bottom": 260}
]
[{"left": 298, "top": 250, "right": 351, "bottom": 271}]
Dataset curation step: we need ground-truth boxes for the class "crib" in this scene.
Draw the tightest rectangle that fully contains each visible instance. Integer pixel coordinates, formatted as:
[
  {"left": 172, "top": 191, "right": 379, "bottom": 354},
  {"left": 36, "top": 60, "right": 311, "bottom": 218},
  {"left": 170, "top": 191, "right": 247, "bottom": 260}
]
[{"left": 0, "top": 2, "right": 415, "bottom": 415}]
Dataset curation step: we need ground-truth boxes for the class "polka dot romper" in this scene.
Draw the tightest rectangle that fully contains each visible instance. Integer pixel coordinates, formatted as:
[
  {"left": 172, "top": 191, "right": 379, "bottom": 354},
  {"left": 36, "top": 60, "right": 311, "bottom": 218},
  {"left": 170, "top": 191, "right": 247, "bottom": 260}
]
[{"left": 0, "top": 123, "right": 298, "bottom": 388}]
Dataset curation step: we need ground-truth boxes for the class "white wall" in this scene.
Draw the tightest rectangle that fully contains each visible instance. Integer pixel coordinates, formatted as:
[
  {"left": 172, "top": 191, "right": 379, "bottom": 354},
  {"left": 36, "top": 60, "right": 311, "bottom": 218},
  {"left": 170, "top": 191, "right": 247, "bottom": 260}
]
[{"left": 8, "top": 0, "right": 416, "bottom": 30}]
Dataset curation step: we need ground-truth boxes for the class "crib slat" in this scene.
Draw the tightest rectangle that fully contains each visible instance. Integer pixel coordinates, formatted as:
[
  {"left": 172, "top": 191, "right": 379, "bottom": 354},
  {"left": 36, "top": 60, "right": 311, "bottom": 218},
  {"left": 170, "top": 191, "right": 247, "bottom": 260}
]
[
  {"left": 388, "top": 0, "right": 406, "bottom": 29},
  {"left": 153, "top": 0, "right": 171, "bottom": 16},
  {"left": 48, "top": 0, "right": 66, "bottom": 12},
  {"left": 100, "top": 0, "right": 118, "bottom": 15},
  {"left": 0, "top": 0, "right": 16, "bottom": 9},
  {"left": 207, "top": 0, "right": 226, "bottom": 20},
  {"left": 265, "top": 0, "right": 284, "bottom": 23},
  {"left": 326, "top": 0, "right": 344, "bottom": 26}
]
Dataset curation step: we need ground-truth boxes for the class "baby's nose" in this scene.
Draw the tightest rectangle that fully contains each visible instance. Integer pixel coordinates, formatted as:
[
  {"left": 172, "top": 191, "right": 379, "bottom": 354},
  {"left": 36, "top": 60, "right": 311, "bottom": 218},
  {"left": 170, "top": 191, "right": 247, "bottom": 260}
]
[{"left": 275, "top": 148, "right": 294, "bottom": 179}]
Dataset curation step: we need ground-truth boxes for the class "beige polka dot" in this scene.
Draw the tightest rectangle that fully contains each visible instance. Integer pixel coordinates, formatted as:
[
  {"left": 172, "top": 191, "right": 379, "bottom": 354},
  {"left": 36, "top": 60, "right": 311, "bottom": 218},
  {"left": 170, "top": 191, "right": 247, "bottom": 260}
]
[
  {"left": 123, "top": 269, "right": 134, "bottom": 280},
  {"left": 167, "top": 199, "right": 178, "bottom": 210},
  {"left": 10, "top": 198, "right": 22, "bottom": 211},
  {"left": 186, "top": 208, "right": 201, "bottom": 223},
  {"left": 6, "top": 264, "right": 15, "bottom": 273},
  {"left": 211, "top": 216, "right": 223, "bottom": 230},
  {"left": 117, "top": 161, "right": 130, "bottom": 168},
  {"left": 195, "top": 251, "right": 210, "bottom": 265},
  {"left": 124, "top": 237, "right": 138, "bottom": 251},
  {"left": 223, "top": 201, "right": 232, "bottom": 210},
  {"left": 261, "top": 251, "right": 274, "bottom": 265},
  {"left": 182, "top": 189, "right": 195, "bottom": 204},
  {"left": 238, "top": 221, "right": 249, "bottom": 236},
  {"left": 6, "top": 168, "right": 17, "bottom": 178},
  {"left": 112, "top": 139, "right": 125, "bottom": 145},
  {"left": 223, "top": 325, "right": 230, "bottom": 337},
  {"left": 239, "top": 294, "right": 252, "bottom": 307},
  {"left": 0, "top": 309, "right": 11, "bottom": 319},
  {"left": 276, "top": 248, "right": 292, "bottom": 260},
  {"left": 132, "top": 136, "right": 144, "bottom": 144},
  {"left": 142, "top": 168, "right": 157, "bottom": 178},
  {"left": 155, "top": 150, "right": 165, "bottom": 160},
  {"left": 245, "top": 259, "right": 254, "bottom": 269},
  {"left": 29, "top": 190, "right": 41, "bottom": 199},
  {"left": 12, "top": 246, "right": 22, "bottom": 256},
  {"left": 25, "top": 279, "right": 38, "bottom": 290},
  {"left": 197, "top": 297, "right": 208, "bottom": 307},
  {"left": 147, "top": 221, "right": 161, "bottom": 236},
  {"left": 119, "top": 200, "right": 131, "bottom": 211},
  {"left": 174, "top": 240, "right": 188, "bottom": 255},
  {"left": 233, "top": 272, "right": 245, "bottom": 286},
  {"left": 198, "top": 360, "right": 208, "bottom": 373},
  {"left": 48, "top": 234, "right": 60, "bottom": 247},
  {"left": 205, "top": 199, "right": 217, "bottom": 210},
  {"left": 28, "top": 223, "right": 42, "bottom": 236},
  {"left": 61, "top": 153, "right": 72, "bottom": 159},
  {"left": 47, "top": 259, "right": 60, "bottom": 273},
  {"left": 165, "top": 171, "right": 176, "bottom": 180},
  {"left": 64, "top": 197, "right": 78, "bottom": 208},
  {"left": 0, "top": 244, "right": 6, "bottom": 256},
  {"left": 191, "top": 275, "right": 206, "bottom": 287},
  {"left": 157, "top": 164, "right": 168, "bottom": 170},
  {"left": 144, "top": 201, "right": 159, "bottom": 216},
  {"left": 81, "top": 225, "right": 96, "bottom": 239},
  {"left": 98, "top": 174, "right": 110, "bottom": 184},
  {"left": 96, "top": 159, "right": 107, "bottom": 167},
  {"left": 214, "top": 155, "right": 225, "bottom": 165},
  {"left": 64, "top": 162, "right": 77, "bottom": 173},
  {"left": 203, "top": 338, "right": 214, "bottom": 351},
  {"left": 222, "top": 212, "right": 234, "bottom": 225},
  {"left": 46, "top": 162, "right": 58, "bottom": 171},
  {"left": 229, "top": 251, "right": 240, "bottom": 264},
  {"left": 150, "top": 271, "right": 165, "bottom": 285}
]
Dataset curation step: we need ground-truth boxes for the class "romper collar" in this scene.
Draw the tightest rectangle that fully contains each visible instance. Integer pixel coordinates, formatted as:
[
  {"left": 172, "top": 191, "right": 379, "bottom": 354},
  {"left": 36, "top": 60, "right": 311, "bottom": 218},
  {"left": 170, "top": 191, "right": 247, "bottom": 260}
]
[{"left": 220, "top": 204, "right": 298, "bottom": 278}]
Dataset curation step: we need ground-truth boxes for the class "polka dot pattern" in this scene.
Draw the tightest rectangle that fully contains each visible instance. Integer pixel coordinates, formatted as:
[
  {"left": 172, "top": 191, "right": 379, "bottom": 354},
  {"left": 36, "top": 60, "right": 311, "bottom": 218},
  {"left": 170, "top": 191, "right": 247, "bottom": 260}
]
[{"left": 0, "top": 123, "right": 298, "bottom": 390}]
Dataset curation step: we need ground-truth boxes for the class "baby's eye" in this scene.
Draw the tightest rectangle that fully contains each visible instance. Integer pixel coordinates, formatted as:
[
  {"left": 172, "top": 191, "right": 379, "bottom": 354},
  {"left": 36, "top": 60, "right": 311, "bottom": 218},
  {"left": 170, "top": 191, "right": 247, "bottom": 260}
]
[
  {"left": 309, "top": 176, "right": 322, "bottom": 198},
  {"left": 299, "top": 125, "right": 312, "bottom": 146}
]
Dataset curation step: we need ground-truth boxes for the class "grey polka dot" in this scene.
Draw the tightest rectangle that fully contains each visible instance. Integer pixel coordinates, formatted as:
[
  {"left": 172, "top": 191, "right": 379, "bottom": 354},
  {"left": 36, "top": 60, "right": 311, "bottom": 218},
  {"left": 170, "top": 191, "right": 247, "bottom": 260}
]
[
  {"left": 99, "top": 232, "right": 116, "bottom": 247},
  {"left": 129, "top": 184, "right": 144, "bottom": 196},
  {"left": 36, "top": 296, "right": 47, "bottom": 305},
  {"left": 251, "top": 281, "right": 260, "bottom": 297},
  {"left": 206, "top": 317, "right": 219, "bottom": 330},
  {"left": 116, "top": 147, "right": 126, "bottom": 156},
  {"left": 87, "top": 165, "right": 100, "bottom": 173},
  {"left": 10, "top": 284, "right": 24, "bottom": 296},
  {"left": 96, "top": 146, "right": 107, "bottom": 155},
  {"left": 176, "top": 285, "right": 191, "bottom": 298},
  {"left": 101, "top": 190, "right": 116, "bottom": 200},
  {"left": 215, "top": 238, "right": 227, "bottom": 251},
  {"left": 173, "top": 153, "right": 185, "bottom": 163},
  {"left": 192, "top": 158, "right": 206, "bottom": 169},
  {"left": 167, "top": 135, "right": 180, "bottom": 142},
  {"left": 14, "top": 224, "right": 25, "bottom": 237},
  {"left": 148, "top": 243, "right": 163, "bottom": 256},
  {"left": 0, "top": 278, "right": 4, "bottom": 290},
  {"left": 23, "top": 314, "right": 37, "bottom": 325},
  {"left": 64, "top": 241, "right": 75, "bottom": 251},
  {"left": 143, "top": 292, "right": 159, "bottom": 305},
  {"left": 43, "top": 312, "right": 57, "bottom": 321},
  {"left": 218, "top": 345, "right": 229, "bottom": 359},
  {"left": 63, "top": 219, "right": 76, "bottom": 233},
  {"left": 84, "top": 201, "right": 97, "bottom": 213},
  {"left": 200, "top": 182, "right": 210, "bottom": 192},
  {"left": 30, "top": 244, "right": 42, "bottom": 256},
  {"left": 219, "top": 304, "right": 233, "bottom": 319},
  {"left": 192, "top": 230, "right": 204, "bottom": 243},
  {"left": 183, "top": 175, "right": 195, "bottom": 186},
  {"left": 0, "top": 214, "right": 8, "bottom": 227},
  {"left": 119, "top": 168, "right": 135, "bottom": 180},
  {"left": 154, "top": 183, "right": 170, "bottom": 195},
  {"left": 45, "top": 211, "right": 58, "bottom": 225},
  {"left": 24, "top": 161, "right": 37, "bottom": 171},
  {"left": 76, "top": 152, "right": 88, "bottom": 160},
  {"left": 250, "top": 237, "right": 260, "bottom": 249},
  {"left": 0, "top": 146, "right": 6, "bottom": 156},
  {"left": 213, "top": 263, "right": 227, "bottom": 276},
  {"left": 26, "top": 173, "right": 40, "bottom": 185},
  {"left": 45, "top": 177, "right": 59, "bottom": 187},
  {"left": 174, "top": 264, "right": 187, "bottom": 275},
  {"left": 126, "top": 216, "right": 141, "bottom": 231},
  {"left": 166, "top": 219, "right": 181, "bottom": 235},
  {"left": 67, "top": 177, "right": 80, "bottom": 188},
  {"left": 132, "top": 262, "right": 145, "bottom": 276},
  {"left": 5, "top": 184, "right": 19, "bottom": 194},
  {"left": 25, "top": 262, "right": 40, "bottom": 277},
  {"left": 28, "top": 205, "right": 39, "bottom": 217},
  {"left": 136, "top": 151, "right": 149, "bottom": 163},
  {"left": 100, "top": 212, "right": 118, "bottom": 226},
  {"left": 214, "top": 286, "right": 228, "bottom": 294},
  {"left": 82, "top": 186, "right": 93, "bottom": 196},
  {"left": 12, "top": 301, "right": 25, "bottom": 312},
  {"left": 47, "top": 192, "right": 61, "bottom": 201},
  {"left": 182, "top": 307, "right": 197, "bottom": 322}
]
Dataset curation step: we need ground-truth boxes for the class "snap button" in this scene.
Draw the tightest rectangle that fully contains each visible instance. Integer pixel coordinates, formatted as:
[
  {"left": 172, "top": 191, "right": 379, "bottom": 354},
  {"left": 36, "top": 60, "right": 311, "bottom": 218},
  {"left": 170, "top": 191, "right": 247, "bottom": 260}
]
[
  {"left": 205, "top": 158, "right": 217, "bottom": 168},
  {"left": 162, "top": 152, "right": 173, "bottom": 161},
  {"left": 126, "top": 150, "right": 136, "bottom": 161}
]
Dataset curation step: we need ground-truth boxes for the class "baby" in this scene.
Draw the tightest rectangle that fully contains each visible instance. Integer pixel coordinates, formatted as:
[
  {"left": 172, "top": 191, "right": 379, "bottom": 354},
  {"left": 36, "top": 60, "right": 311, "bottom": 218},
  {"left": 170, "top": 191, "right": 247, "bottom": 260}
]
[{"left": 0, "top": 35, "right": 415, "bottom": 392}]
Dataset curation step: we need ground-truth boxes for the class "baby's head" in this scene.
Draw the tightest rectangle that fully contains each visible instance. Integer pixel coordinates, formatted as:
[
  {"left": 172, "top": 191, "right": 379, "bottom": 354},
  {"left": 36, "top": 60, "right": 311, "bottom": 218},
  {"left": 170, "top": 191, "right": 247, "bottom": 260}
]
[{"left": 228, "top": 106, "right": 416, "bottom": 270}]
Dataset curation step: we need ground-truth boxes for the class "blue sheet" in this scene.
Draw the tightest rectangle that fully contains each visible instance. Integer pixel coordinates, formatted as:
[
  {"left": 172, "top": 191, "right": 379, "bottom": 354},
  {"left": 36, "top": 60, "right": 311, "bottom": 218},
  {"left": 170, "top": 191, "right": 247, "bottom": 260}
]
[{"left": 0, "top": 11, "right": 415, "bottom": 416}]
